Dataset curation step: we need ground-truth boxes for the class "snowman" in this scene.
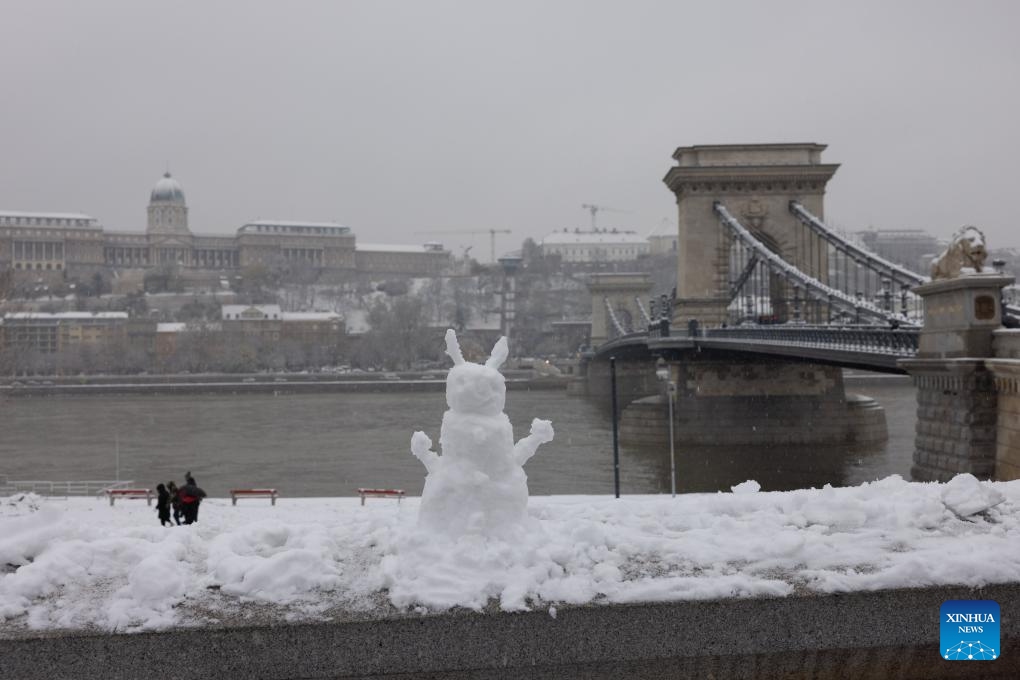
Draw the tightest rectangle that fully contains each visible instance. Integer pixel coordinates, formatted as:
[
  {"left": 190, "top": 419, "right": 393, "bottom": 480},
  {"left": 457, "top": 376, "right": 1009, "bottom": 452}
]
[{"left": 410, "top": 329, "right": 554, "bottom": 537}]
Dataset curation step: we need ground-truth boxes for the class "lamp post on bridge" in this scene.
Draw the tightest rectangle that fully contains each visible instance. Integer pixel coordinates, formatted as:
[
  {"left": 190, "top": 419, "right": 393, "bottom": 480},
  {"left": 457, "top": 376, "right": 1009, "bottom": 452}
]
[
  {"left": 880, "top": 278, "right": 893, "bottom": 314},
  {"left": 655, "top": 357, "right": 677, "bottom": 498}
]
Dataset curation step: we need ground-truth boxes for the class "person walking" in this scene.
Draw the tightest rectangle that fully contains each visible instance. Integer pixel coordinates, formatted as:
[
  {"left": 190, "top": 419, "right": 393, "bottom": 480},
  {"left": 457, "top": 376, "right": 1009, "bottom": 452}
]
[
  {"left": 178, "top": 473, "right": 207, "bottom": 525},
  {"left": 155, "top": 483, "right": 172, "bottom": 527},
  {"left": 167, "top": 481, "right": 183, "bottom": 525}
]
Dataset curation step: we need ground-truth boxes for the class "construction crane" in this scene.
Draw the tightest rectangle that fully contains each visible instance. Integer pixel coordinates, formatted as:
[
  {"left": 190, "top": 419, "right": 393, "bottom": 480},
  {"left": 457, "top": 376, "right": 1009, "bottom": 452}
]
[
  {"left": 581, "top": 204, "right": 631, "bottom": 230},
  {"left": 415, "top": 228, "right": 512, "bottom": 262}
]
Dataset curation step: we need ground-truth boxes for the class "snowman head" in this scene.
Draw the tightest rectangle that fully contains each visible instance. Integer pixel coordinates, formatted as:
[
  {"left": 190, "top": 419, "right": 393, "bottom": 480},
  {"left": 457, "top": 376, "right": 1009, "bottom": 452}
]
[{"left": 444, "top": 329, "right": 507, "bottom": 415}]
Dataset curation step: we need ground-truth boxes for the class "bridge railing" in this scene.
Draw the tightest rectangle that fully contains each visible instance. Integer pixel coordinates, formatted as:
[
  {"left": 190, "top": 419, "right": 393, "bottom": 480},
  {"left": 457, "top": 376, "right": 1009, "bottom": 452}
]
[
  {"left": 703, "top": 325, "right": 919, "bottom": 356},
  {"left": 0, "top": 476, "right": 137, "bottom": 499}
]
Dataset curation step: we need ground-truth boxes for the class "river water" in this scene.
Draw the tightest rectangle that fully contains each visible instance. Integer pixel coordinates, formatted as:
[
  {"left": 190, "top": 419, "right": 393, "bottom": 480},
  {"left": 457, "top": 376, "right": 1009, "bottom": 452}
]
[{"left": 0, "top": 376, "right": 917, "bottom": 497}]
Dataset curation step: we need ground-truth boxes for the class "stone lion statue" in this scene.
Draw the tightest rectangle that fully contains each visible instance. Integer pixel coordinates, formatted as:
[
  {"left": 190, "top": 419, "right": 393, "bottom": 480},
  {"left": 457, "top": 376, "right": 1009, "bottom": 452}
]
[{"left": 930, "top": 225, "right": 988, "bottom": 279}]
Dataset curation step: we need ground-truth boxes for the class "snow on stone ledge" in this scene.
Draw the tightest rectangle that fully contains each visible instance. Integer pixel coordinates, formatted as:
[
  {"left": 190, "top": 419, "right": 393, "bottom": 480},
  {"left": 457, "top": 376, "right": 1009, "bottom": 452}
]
[{"left": 1, "top": 474, "right": 1019, "bottom": 633}]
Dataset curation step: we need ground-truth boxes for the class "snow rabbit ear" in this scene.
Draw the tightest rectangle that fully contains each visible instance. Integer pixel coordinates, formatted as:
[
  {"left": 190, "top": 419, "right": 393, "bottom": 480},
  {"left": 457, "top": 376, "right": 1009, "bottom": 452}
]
[
  {"left": 485, "top": 336, "right": 508, "bottom": 369},
  {"left": 444, "top": 329, "right": 465, "bottom": 365}
]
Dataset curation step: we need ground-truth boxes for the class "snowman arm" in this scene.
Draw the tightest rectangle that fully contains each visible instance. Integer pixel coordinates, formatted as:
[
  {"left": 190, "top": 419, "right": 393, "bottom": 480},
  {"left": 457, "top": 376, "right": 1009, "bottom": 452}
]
[
  {"left": 513, "top": 418, "right": 554, "bottom": 466},
  {"left": 411, "top": 431, "right": 439, "bottom": 473}
]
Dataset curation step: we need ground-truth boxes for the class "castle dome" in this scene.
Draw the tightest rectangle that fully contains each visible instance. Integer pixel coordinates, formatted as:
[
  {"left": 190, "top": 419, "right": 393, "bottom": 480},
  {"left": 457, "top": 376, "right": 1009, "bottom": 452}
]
[{"left": 150, "top": 172, "right": 185, "bottom": 203}]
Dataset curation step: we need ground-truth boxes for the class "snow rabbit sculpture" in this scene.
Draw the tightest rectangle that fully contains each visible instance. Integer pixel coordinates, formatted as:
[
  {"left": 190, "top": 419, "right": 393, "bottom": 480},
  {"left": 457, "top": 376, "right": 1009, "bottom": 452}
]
[{"left": 411, "top": 329, "right": 554, "bottom": 537}]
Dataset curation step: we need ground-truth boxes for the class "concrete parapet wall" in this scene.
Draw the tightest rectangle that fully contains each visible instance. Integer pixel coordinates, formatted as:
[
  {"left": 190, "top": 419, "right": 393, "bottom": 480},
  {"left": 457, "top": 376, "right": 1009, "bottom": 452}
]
[{"left": 2, "top": 584, "right": 1017, "bottom": 679}]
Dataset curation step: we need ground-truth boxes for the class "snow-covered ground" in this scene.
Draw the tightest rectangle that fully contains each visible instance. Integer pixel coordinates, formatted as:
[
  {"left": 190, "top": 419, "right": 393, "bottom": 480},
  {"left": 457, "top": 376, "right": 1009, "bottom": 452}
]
[{"left": 1, "top": 474, "right": 1017, "bottom": 634}]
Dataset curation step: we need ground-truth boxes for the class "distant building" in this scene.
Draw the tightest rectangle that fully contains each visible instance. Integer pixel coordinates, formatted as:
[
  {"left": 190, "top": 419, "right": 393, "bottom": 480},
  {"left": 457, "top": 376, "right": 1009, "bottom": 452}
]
[
  {"left": 540, "top": 228, "right": 649, "bottom": 264},
  {"left": 0, "top": 312, "right": 128, "bottom": 354},
  {"left": 0, "top": 172, "right": 452, "bottom": 289},
  {"left": 648, "top": 233, "right": 678, "bottom": 257},
  {"left": 355, "top": 242, "right": 450, "bottom": 275},
  {"left": 855, "top": 229, "right": 942, "bottom": 274},
  {"left": 0, "top": 212, "right": 105, "bottom": 280},
  {"left": 221, "top": 304, "right": 343, "bottom": 348}
]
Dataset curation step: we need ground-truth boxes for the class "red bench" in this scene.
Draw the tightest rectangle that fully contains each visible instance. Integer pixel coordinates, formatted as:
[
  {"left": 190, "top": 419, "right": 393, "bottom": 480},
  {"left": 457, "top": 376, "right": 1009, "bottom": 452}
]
[
  {"left": 357, "top": 488, "right": 405, "bottom": 505},
  {"left": 230, "top": 488, "right": 278, "bottom": 505},
  {"left": 105, "top": 488, "right": 153, "bottom": 506}
]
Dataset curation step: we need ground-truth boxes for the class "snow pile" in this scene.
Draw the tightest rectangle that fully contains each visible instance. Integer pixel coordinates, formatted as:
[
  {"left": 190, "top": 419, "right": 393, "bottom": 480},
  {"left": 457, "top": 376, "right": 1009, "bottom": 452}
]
[
  {"left": 409, "top": 330, "right": 553, "bottom": 539},
  {"left": 0, "top": 475, "right": 1018, "bottom": 633},
  {"left": 940, "top": 473, "right": 1005, "bottom": 517},
  {"left": 730, "top": 480, "right": 761, "bottom": 494}
]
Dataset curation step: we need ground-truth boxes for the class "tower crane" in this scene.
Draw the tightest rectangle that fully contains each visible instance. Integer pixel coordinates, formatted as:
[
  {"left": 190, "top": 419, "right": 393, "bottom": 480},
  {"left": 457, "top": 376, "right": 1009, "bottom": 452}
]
[
  {"left": 415, "top": 228, "right": 512, "bottom": 263},
  {"left": 581, "top": 204, "right": 631, "bottom": 230}
]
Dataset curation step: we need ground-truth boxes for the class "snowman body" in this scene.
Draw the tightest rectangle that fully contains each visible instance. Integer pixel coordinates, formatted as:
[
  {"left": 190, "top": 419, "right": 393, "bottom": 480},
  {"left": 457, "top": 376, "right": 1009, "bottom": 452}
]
[{"left": 411, "top": 330, "right": 553, "bottom": 537}]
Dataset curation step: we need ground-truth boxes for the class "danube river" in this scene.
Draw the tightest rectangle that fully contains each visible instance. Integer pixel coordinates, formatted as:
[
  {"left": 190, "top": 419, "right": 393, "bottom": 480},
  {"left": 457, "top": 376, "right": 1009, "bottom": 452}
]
[{"left": 1, "top": 375, "right": 917, "bottom": 497}]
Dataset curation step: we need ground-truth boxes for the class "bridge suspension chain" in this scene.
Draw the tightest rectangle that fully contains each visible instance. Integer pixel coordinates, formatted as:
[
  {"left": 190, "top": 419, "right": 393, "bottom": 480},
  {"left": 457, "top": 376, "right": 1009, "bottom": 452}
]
[
  {"left": 714, "top": 202, "right": 913, "bottom": 326},
  {"left": 604, "top": 297, "right": 628, "bottom": 337},
  {"left": 634, "top": 297, "right": 653, "bottom": 326},
  {"left": 791, "top": 200, "right": 1020, "bottom": 321},
  {"left": 788, "top": 201, "right": 926, "bottom": 289}
]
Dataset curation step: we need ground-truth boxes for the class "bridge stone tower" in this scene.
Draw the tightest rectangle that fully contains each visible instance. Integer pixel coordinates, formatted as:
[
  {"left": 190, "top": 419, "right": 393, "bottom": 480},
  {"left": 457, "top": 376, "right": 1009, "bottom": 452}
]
[
  {"left": 589, "top": 273, "right": 652, "bottom": 346},
  {"left": 662, "top": 144, "right": 839, "bottom": 326}
]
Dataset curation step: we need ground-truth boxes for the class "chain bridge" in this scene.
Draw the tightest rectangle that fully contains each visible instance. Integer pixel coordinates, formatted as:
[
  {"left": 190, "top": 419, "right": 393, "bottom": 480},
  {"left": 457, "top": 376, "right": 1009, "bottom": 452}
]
[
  {"left": 583, "top": 144, "right": 1018, "bottom": 464},
  {"left": 593, "top": 144, "right": 1017, "bottom": 369}
]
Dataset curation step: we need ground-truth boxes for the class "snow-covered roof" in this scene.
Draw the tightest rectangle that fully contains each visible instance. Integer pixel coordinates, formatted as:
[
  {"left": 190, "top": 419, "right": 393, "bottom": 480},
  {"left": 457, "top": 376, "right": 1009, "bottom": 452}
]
[
  {"left": 356, "top": 243, "right": 448, "bottom": 253},
  {"left": 3, "top": 312, "right": 128, "bottom": 320},
  {"left": 246, "top": 219, "right": 346, "bottom": 229},
  {"left": 281, "top": 312, "right": 342, "bottom": 322},
  {"left": 541, "top": 230, "right": 649, "bottom": 246},
  {"left": 238, "top": 220, "right": 351, "bottom": 236},
  {"left": 221, "top": 304, "right": 282, "bottom": 320},
  {"left": 0, "top": 211, "right": 99, "bottom": 226},
  {"left": 156, "top": 323, "right": 187, "bottom": 333}
]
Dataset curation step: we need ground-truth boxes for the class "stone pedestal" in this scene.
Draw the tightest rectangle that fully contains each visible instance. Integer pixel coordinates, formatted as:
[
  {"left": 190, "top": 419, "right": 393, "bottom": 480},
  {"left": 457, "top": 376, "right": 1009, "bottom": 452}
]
[
  {"left": 899, "top": 274, "right": 1014, "bottom": 481},
  {"left": 914, "top": 275, "right": 1013, "bottom": 358}
]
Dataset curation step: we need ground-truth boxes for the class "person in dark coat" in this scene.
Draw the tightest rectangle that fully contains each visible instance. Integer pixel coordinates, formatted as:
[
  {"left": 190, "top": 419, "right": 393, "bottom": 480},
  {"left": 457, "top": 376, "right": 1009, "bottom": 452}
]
[
  {"left": 156, "top": 483, "right": 172, "bottom": 527},
  {"left": 178, "top": 473, "right": 207, "bottom": 525},
  {"left": 167, "top": 481, "right": 183, "bottom": 525}
]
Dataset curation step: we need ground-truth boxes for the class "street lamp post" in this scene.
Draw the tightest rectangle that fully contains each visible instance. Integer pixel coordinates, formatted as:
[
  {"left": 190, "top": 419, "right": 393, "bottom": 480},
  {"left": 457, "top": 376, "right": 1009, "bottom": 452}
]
[
  {"left": 610, "top": 356, "right": 620, "bottom": 499},
  {"left": 655, "top": 358, "right": 677, "bottom": 498}
]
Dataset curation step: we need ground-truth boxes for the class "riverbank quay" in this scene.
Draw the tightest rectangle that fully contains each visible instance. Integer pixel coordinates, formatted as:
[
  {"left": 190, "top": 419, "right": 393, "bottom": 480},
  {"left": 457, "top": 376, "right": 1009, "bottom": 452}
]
[
  {"left": 2, "top": 478, "right": 1018, "bottom": 677},
  {"left": 2, "top": 583, "right": 1018, "bottom": 679},
  {"left": 0, "top": 371, "right": 568, "bottom": 397}
]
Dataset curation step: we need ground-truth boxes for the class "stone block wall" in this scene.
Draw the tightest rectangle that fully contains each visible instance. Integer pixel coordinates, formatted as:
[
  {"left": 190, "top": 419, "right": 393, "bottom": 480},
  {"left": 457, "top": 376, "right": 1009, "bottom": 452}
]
[
  {"left": 619, "top": 391, "right": 887, "bottom": 448},
  {"left": 989, "top": 329, "right": 1020, "bottom": 480},
  {"left": 907, "top": 361, "right": 998, "bottom": 482}
]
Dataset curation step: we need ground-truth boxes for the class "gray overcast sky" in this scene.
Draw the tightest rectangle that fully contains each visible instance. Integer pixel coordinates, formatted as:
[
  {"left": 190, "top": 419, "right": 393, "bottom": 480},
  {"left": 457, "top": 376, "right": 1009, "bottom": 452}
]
[{"left": 1, "top": 0, "right": 1018, "bottom": 258}]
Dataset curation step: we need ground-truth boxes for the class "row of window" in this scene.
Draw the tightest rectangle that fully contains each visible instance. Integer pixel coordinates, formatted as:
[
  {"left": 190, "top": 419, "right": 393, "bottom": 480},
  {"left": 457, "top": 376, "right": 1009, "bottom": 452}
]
[
  {"left": 14, "top": 241, "right": 65, "bottom": 260},
  {"left": 551, "top": 246, "right": 648, "bottom": 261},
  {"left": 12, "top": 262, "right": 62, "bottom": 270},
  {"left": 241, "top": 224, "right": 349, "bottom": 235},
  {"left": 0, "top": 216, "right": 93, "bottom": 227}
]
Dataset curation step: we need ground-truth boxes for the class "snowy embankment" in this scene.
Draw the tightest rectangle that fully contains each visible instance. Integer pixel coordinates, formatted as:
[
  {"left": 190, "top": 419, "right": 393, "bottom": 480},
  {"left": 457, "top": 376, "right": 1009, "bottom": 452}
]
[{"left": 1, "top": 474, "right": 1017, "bottom": 634}]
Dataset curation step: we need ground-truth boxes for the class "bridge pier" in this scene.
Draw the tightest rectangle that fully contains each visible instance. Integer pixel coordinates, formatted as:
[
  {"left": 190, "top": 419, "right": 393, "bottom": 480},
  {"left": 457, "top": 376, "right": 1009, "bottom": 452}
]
[
  {"left": 899, "top": 274, "right": 1016, "bottom": 481},
  {"left": 617, "top": 357, "right": 887, "bottom": 447}
]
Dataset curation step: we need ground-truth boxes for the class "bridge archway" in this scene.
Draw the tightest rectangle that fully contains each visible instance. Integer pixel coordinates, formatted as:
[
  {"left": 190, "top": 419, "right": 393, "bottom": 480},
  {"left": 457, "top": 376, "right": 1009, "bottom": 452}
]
[
  {"left": 662, "top": 143, "right": 839, "bottom": 326},
  {"left": 588, "top": 273, "right": 652, "bottom": 346}
]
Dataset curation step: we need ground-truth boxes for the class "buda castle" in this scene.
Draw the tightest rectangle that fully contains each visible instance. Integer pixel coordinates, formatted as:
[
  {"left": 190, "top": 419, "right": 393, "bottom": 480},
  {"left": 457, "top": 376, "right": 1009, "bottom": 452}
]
[{"left": 0, "top": 172, "right": 451, "bottom": 289}]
